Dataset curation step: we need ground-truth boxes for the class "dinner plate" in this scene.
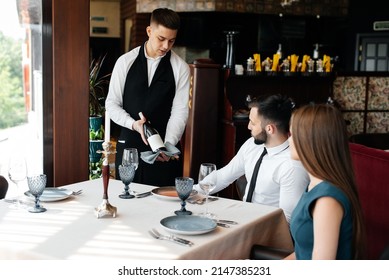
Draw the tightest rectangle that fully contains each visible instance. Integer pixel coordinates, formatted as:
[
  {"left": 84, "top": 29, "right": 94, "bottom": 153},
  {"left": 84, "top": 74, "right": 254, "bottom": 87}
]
[
  {"left": 151, "top": 187, "right": 197, "bottom": 201},
  {"left": 24, "top": 188, "right": 73, "bottom": 202},
  {"left": 160, "top": 215, "right": 217, "bottom": 235}
]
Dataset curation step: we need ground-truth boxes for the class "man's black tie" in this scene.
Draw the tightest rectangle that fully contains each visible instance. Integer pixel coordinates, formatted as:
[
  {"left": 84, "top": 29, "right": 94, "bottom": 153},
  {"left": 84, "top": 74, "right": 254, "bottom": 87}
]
[{"left": 246, "top": 147, "right": 267, "bottom": 202}]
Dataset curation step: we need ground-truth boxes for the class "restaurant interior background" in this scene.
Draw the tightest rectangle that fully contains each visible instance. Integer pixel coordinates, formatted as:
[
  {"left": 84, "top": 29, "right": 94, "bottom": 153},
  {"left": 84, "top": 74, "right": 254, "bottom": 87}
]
[{"left": 0, "top": 0, "right": 388, "bottom": 190}]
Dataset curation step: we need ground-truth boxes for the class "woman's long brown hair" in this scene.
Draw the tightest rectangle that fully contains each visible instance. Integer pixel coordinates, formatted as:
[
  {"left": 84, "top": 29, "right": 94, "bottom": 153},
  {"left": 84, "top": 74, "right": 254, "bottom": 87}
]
[{"left": 291, "top": 104, "right": 366, "bottom": 259}]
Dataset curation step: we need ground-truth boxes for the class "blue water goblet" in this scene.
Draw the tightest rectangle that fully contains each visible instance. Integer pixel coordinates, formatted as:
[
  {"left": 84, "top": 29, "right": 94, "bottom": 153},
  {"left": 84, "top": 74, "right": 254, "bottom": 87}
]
[
  {"left": 174, "top": 177, "right": 194, "bottom": 216},
  {"left": 27, "top": 174, "right": 47, "bottom": 213},
  {"left": 118, "top": 164, "right": 136, "bottom": 199}
]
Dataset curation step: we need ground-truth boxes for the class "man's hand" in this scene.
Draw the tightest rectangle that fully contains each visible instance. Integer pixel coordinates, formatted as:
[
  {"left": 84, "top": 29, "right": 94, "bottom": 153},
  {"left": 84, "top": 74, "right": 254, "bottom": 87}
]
[
  {"left": 155, "top": 153, "right": 179, "bottom": 162},
  {"left": 132, "top": 112, "right": 147, "bottom": 145}
]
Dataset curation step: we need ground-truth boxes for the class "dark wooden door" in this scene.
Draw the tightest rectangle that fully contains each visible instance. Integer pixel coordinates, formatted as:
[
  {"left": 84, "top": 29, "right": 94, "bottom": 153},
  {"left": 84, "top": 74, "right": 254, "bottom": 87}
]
[{"left": 356, "top": 33, "right": 389, "bottom": 71}]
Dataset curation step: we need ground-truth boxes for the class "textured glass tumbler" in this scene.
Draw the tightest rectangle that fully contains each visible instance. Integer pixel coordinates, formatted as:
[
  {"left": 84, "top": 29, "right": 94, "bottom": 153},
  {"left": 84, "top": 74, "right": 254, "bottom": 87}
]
[
  {"left": 27, "top": 174, "right": 47, "bottom": 213},
  {"left": 174, "top": 177, "right": 194, "bottom": 216},
  {"left": 118, "top": 164, "right": 136, "bottom": 199}
]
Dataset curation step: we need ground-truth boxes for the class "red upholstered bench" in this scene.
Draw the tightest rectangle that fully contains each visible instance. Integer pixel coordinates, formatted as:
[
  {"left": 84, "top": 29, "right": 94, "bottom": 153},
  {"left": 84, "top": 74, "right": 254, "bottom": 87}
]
[{"left": 349, "top": 143, "right": 389, "bottom": 259}]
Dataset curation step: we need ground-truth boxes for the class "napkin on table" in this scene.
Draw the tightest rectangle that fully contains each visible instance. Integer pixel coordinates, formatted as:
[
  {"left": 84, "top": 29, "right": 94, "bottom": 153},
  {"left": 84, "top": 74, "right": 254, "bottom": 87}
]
[{"left": 140, "top": 142, "right": 181, "bottom": 164}]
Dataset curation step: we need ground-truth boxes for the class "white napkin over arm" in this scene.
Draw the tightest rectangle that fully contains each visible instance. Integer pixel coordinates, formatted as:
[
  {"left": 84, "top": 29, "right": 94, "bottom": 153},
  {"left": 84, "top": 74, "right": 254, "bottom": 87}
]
[{"left": 140, "top": 142, "right": 181, "bottom": 164}]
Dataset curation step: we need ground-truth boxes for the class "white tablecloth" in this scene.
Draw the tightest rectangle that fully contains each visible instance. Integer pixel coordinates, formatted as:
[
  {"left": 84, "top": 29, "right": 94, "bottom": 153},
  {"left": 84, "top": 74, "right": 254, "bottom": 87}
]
[{"left": 0, "top": 179, "right": 293, "bottom": 260}]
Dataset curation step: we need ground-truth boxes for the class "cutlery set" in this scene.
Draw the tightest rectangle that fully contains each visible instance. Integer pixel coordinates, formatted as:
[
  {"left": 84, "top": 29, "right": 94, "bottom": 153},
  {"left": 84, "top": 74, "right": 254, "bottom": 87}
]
[
  {"left": 133, "top": 191, "right": 152, "bottom": 198},
  {"left": 148, "top": 228, "right": 194, "bottom": 247},
  {"left": 71, "top": 189, "right": 83, "bottom": 196},
  {"left": 3, "top": 199, "right": 33, "bottom": 207},
  {"left": 149, "top": 217, "right": 238, "bottom": 246},
  {"left": 214, "top": 219, "right": 238, "bottom": 228},
  {"left": 187, "top": 196, "right": 218, "bottom": 205}
]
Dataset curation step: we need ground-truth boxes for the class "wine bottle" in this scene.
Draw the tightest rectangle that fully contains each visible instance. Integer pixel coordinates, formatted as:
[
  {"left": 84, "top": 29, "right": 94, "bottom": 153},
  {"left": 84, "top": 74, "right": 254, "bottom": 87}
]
[{"left": 140, "top": 113, "right": 167, "bottom": 153}]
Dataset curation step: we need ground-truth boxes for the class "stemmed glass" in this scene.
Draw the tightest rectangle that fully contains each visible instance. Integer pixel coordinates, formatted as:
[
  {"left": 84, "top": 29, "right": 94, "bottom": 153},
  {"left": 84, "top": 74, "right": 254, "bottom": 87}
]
[
  {"left": 122, "top": 148, "right": 139, "bottom": 170},
  {"left": 8, "top": 155, "right": 27, "bottom": 209},
  {"left": 119, "top": 148, "right": 138, "bottom": 198},
  {"left": 198, "top": 163, "right": 217, "bottom": 219},
  {"left": 118, "top": 164, "right": 136, "bottom": 199},
  {"left": 27, "top": 174, "right": 47, "bottom": 213},
  {"left": 174, "top": 176, "right": 194, "bottom": 216}
]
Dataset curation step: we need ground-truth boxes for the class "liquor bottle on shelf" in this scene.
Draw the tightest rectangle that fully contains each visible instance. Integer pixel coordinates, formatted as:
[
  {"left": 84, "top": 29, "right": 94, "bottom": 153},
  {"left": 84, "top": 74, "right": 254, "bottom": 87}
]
[{"left": 276, "top": 44, "right": 283, "bottom": 60}]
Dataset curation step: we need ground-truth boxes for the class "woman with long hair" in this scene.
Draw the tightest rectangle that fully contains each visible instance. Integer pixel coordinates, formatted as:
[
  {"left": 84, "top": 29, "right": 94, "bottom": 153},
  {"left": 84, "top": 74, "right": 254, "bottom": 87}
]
[{"left": 286, "top": 103, "right": 365, "bottom": 260}]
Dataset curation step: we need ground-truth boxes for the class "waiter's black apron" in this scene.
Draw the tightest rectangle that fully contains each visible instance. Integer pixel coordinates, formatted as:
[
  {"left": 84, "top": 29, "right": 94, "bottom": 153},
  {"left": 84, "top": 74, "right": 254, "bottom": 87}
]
[{"left": 115, "top": 44, "right": 182, "bottom": 186}]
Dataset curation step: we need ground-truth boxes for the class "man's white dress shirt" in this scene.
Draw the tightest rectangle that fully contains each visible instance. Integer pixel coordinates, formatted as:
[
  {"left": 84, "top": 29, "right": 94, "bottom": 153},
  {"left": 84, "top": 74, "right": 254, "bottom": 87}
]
[{"left": 195, "top": 138, "right": 309, "bottom": 222}]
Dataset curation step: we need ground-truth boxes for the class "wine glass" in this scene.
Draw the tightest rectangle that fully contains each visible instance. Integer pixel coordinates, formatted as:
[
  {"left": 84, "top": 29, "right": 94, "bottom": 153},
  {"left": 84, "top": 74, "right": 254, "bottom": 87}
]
[
  {"left": 118, "top": 164, "right": 136, "bottom": 199},
  {"left": 122, "top": 148, "right": 139, "bottom": 170},
  {"left": 198, "top": 163, "right": 217, "bottom": 219},
  {"left": 8, "top": 155, "right": 27, "bottom": 209},
  {"left": 174, "top": 177, "right": 194, "bottom": 216},
  {"left": 27, "top": 174, "right": 47, "bottom": 213}
]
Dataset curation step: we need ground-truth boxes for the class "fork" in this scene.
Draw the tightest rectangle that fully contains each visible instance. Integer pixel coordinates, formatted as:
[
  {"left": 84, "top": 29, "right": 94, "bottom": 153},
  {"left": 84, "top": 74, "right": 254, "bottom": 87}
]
[
  {"left": 72, "top": 190, "right": 82, "bottom": 196},
  {"left": 52, "top": 188, "right": 82, "bottom": 196},
  {"left": 187, "top": 196, "right": 218, "bottom": 205},
  {"left": 148, "top": 228, "right": 194, "bottom": 246}
]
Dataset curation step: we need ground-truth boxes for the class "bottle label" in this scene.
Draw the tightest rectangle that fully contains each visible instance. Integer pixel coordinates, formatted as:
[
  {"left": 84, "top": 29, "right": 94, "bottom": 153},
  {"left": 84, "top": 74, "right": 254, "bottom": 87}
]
[{"left": 148, "top": 134, "right": 166, "bottom": 152}]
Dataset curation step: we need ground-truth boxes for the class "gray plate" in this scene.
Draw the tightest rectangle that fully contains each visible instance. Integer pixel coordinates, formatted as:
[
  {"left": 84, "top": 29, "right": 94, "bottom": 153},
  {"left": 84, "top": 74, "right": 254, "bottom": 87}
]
[
  {"left": 24, "top": 188, "right": 73, "bottom": 202},
  {"left": 160, "top": 215, "right": 217, "bottom": 235}
]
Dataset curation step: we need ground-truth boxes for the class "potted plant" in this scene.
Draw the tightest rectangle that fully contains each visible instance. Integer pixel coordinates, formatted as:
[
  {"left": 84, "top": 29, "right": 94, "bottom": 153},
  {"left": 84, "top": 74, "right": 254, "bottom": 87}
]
[
  {"left": 89, "top": 54, "right": 110, "bottom": 118},
  {"left": 89, "top": 54, "right": 111, "bottom": 178}
]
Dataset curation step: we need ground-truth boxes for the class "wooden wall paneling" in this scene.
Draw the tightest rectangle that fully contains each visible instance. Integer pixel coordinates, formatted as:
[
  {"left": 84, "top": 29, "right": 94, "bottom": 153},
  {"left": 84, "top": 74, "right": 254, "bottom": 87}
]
[
  {"left": 131, "top": 13, "right": 149, "bottom": 49},
  {"left": 183, "top": 61, "right": 221, "bottom": 180},
  {"left": 120, "top": 0, "right": 136, "bottom": 51},
  {"left": 47, "top": 0, "right": 90, "bottom": 186},
  {"left": 42, "top": 0, "right": 54, "bottom": 186}
]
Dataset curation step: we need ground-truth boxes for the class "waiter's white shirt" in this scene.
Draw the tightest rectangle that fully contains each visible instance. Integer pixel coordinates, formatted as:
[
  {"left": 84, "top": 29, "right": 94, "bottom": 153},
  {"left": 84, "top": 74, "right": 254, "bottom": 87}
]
[{"left": 105, "top": 44, "right": 190, "bottom": 146}]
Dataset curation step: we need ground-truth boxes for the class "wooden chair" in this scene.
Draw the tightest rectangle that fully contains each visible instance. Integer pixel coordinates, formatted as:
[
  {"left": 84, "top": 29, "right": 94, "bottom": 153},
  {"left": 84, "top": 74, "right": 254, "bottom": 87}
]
[
  {"left": 235, "top": 175, "right": 247, "bottom": 200},
  {"left": 0, "top": 175, "right": 9, "bottom": 199}
]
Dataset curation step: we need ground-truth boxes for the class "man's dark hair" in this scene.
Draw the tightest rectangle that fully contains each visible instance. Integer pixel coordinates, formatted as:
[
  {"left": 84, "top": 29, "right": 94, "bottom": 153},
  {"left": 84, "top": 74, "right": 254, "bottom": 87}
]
[
  {"left": 248, "top": 94, "right": 295, "bottom": 134},
  {"left": 150, "top": 8, "right": 180, "bottom": 30}
]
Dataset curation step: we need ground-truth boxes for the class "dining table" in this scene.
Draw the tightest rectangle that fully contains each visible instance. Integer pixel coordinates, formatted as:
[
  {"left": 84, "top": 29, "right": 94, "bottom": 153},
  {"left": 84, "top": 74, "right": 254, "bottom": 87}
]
[{"left": 0, "top": 178, "right": 293, "bottom": 260}]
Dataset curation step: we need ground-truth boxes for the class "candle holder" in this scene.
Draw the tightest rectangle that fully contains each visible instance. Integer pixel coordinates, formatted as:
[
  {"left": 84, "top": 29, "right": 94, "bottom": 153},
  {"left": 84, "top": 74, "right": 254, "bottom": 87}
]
[{"left": 95, "top": 141, "right": 117, "bottom": 218}]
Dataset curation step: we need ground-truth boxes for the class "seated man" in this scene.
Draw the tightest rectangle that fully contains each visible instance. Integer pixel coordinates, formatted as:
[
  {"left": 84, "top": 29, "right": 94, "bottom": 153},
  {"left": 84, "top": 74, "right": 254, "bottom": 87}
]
[{"left": 195, "top": 94, "right": 309, "bottom": 223}]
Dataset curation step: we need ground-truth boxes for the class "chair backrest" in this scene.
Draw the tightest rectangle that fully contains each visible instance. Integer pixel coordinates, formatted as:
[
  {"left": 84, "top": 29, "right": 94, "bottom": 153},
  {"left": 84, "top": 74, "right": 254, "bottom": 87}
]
[
  {"left": 349, "top": 143, "right": 389, "bottom": 259},
  {"left": 380, "top": 244, "right": 389, "bottom": 260},
  {"left": 235, "top": 175, "right": 247, "bottom": 200},
  {"left": 349, "top": 133, "right": 389, "bottom": 150},
  {"left": 0, "top": 175, "right": 9, "bottom": 199}
]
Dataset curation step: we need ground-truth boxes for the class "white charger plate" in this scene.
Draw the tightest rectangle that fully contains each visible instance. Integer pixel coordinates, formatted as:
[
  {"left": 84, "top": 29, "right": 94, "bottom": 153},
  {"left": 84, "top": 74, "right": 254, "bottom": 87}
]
[
  {"left": 24, "top": 188, "right": 73, "bottom": 202},
  {"left": 151, "top": 187, "right": 197, "bottom": 201},
  {"left": 160, "top": 215, "right": 217, "bottom": 235}
]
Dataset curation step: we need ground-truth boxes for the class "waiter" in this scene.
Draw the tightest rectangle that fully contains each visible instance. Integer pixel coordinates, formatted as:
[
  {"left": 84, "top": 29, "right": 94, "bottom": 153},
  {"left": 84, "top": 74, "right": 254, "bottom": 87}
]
[{"left": 105, "top": 8, "right": 190, "bottom": 186}]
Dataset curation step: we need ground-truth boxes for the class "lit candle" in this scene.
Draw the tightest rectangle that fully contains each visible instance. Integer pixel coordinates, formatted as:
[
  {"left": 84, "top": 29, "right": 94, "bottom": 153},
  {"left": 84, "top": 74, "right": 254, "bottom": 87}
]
[{"left": 104, "top": 110, "right": 110, "bottom": 143}]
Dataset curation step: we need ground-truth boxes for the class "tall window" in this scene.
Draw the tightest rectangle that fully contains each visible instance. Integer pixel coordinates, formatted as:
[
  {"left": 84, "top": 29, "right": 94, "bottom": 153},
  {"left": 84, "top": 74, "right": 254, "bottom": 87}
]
[{"left": 0, "top": 1, "right": 43, "bottom": 195}]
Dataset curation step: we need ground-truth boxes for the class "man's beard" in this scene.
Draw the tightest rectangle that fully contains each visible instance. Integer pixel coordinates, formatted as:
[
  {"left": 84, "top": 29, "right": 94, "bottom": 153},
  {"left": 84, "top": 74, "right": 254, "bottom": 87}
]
[{"left": 254, "top": 130, "right": 267, "bottom": 145}]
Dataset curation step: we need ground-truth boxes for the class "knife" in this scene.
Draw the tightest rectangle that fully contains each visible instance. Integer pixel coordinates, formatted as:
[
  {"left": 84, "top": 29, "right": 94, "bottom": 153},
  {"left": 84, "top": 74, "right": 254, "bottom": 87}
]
[
  {"left": 217, "top": 222, "right": 230, "bottom": 228},
  {"left": 171, "top": 235, "right": 194, "bottom": 246},
  {"left": 135, "top": 191, "right": 152, "bottom": 198},
  {"left": 215, "top": 219, "right": 238, "bottom": 225},
  {"left": 3, "top": 199, "right": 33, "bottom": 206}
]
